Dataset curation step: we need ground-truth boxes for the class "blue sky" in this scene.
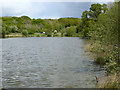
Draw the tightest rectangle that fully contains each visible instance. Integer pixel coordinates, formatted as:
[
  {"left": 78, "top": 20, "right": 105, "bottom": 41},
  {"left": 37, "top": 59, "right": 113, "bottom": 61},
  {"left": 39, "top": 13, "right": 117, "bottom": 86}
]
[
  {"left": 27, "top": 2, "right": 92, "bottom": 19},
  {"left": 0, "top": 0, "right": 114, "bottom": 19}
]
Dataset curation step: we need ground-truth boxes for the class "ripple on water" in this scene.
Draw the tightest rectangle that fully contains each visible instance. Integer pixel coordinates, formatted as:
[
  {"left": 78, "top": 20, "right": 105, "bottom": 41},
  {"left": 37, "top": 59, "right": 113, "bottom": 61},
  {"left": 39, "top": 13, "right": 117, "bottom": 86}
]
[{"left": 2, "top": 37, "right": 104, "bottom": 88}]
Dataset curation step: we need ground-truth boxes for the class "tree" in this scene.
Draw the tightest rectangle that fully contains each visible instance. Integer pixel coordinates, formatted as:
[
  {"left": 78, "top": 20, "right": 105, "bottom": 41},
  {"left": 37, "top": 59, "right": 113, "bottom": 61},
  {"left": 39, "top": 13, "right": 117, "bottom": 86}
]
[
  {"left": 2, "top": 27, "right": 6, "bottom": 38},
  {"left": 32, "top": 19, "right": 46, "bottom": 25},
  {"left": 58, "top": 18, "right": 81, "bottom": 28},
  {"left": 81, "top": 10, "right": 90, "bottom": 22},
  {"left": 89, "top": 2, "right": 119, "bottom": 73},
  {"left": 2, "top": 23, "right": 7, "bottom": 38},
  {"left": 44, "top": 29, "right": 52, "bottom": 37},
  {"left": 77, "top": 3, "right": 108, "bottom": 38},
  {"left": 89, "top": 3, "right": 102, "bottom": 21},
  {"left": 21, "top": 16, "right": 31, "bottom": 20},
  {"left": 102, "top": 4, "right": 108, "bottom": 13}
]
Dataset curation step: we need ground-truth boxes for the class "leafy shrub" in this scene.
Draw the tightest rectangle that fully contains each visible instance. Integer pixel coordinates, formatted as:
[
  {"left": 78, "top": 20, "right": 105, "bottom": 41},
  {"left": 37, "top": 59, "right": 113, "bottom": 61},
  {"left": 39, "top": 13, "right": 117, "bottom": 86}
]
[
  {"left": 65, "top": 26, "right": 77, "bottom": 37},
  {"left": 21, "top": 30, "right": 28, "bottom": 37}
]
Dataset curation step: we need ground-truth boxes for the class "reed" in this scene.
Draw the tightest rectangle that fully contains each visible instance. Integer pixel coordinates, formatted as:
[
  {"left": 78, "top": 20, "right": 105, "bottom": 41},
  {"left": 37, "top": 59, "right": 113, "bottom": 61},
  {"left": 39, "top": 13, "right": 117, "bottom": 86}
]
[{"left": 98, "top": 73, "right": 120, "bottom": 88}]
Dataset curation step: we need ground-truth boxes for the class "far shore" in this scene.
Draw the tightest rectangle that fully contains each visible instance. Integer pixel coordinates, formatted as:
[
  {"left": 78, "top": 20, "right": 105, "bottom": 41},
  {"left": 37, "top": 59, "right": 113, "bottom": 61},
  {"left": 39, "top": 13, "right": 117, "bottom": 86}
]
[{"left": 2, "top": 32, "right": 82, "bottom": 38}]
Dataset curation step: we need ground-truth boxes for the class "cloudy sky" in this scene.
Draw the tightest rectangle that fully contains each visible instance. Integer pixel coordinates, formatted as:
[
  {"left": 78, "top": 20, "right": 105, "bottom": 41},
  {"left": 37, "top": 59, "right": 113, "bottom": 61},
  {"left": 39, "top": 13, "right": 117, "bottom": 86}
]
[{"left": 0, "top": 0, "right": 114, "bottom": 19}]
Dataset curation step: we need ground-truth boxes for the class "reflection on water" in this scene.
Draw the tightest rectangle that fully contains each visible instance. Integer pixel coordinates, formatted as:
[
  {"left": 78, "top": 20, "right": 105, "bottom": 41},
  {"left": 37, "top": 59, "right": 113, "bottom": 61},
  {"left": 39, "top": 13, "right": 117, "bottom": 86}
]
[{"left": 2, "top": 37, "right": 104, "bottom": 88}]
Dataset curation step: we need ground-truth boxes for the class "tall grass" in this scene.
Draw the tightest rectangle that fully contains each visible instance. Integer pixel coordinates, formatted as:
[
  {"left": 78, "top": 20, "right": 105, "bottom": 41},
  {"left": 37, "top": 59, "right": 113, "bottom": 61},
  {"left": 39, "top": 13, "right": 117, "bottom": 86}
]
[{"left": 98, "top": 73, "right": 120, "bottom": 88}]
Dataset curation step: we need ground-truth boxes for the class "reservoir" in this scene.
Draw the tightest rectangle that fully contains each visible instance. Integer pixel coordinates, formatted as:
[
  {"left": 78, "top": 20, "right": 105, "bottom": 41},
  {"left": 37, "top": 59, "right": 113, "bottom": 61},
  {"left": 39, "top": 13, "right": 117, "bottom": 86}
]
[{"left": 2, "top": 37, "right": 104, "bottom": 88}]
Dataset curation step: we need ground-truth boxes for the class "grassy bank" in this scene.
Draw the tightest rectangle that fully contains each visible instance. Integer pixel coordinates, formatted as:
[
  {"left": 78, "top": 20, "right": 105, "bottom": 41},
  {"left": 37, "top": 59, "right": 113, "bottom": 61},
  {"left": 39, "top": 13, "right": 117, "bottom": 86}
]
[
  {"left": 98, "top": 73, "right": 120, "bottom": 88},
  {"left": 85, "top": 41, "right": 120, "bottom": 88},
  {"left": 85, "top": 42, "right": 120, "bottom": 88}
]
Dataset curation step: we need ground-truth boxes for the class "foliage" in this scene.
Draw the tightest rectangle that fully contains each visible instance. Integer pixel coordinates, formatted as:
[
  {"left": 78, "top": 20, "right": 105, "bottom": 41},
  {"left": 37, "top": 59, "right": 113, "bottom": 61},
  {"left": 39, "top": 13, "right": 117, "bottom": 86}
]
[
  {"left": 65, "top": 26, "right": 77, "bottom": 37},
  {"left": 77, "top": 3, "right": 108, "bottom": 38},
  {"left": 0, "top": 19, "right": 2, "bottom": 38},
  {"left": 1, "top": 16, "right": 79, "bottom": 37},
  {"left": 89, "top": 3, "right": 102, "bottom": 21},
  {"left": 98, "top": 73, "right": 120, "bottom": 88},
  {"left": 43, "top": 28, "right": 52, "bottom": 37},
  {"left": 21, "top": 30, "right": 28, "bottom": 37},
  {"left": 21, "top": 16, "right": 31, "bottom": 20},
  {"left": 60, "top": 28, "right": 66, "bottom": 37},
  {"left": 58, "top": 17, "right": 81, "bottom": 28},
  {"left": 88, "top": 2, "right": 119, "bottom": 73}
]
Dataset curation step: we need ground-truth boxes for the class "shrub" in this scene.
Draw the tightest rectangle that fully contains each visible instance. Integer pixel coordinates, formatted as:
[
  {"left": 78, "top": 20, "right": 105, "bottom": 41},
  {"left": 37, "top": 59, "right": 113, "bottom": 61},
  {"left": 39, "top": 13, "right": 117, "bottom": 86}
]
[
  {"left": 21, "top": 30, "right": 28, "bottom": 37},
  {"left": 65, "top": 26, "right": 77, "bottom": 37}
]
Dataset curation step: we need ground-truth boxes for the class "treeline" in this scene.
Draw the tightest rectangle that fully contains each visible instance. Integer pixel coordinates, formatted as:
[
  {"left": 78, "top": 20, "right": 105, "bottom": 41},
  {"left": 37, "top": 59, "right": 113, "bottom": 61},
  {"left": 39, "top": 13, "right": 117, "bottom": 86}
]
[
  {"left": 1, "top": 16, "right": 81, "bottom": 37},
  {"left": 76, "top": 2, "right": 119, "bottom": 73},
  {"left": 82, "top": 2, "right": 119, "bottom": 88},
  {"left": 88, "top": 2, "right": 119, "bottom": 73}
]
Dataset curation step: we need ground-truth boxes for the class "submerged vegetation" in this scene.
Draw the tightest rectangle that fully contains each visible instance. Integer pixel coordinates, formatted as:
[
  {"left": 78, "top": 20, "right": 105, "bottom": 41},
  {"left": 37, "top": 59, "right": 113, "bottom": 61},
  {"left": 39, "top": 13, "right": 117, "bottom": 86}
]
[{"left": 1, "top": 2, "right": 120, "bottom": 88}]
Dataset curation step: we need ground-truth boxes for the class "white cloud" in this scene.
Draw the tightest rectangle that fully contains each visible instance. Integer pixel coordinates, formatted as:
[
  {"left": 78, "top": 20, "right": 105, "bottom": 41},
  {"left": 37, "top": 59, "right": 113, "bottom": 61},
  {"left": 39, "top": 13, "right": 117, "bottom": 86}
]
[
  {"left": 0, "top": 0, "right": 115, "bottom": 18},
  {"left": 0, "top": 0, "right": 31, "bottom": 16}
]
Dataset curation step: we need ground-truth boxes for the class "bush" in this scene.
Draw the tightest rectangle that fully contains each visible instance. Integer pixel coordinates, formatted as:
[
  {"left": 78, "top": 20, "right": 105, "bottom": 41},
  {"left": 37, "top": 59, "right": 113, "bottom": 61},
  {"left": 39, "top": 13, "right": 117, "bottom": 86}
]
[
  {"left": 21, "top": 30, "right": 28, "bottom": 37},
  {"left": 65, "top": 26, "right": 77, "bottom": 37},
  {"left": 98, "top": 73, "right": 120, "bottom": 88}
]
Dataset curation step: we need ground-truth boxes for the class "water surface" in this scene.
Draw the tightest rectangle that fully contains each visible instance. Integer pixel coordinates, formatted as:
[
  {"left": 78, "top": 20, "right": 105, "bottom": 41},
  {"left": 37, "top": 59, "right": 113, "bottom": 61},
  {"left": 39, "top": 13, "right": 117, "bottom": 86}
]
[{"left": 2, "top": 37, "right": 104, "bottom": 88}]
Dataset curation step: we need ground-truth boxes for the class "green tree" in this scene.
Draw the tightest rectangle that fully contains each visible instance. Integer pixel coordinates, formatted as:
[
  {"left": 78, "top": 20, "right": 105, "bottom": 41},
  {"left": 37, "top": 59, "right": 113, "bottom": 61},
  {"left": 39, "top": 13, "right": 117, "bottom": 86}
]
[
  {"left": 77, "top": 3, "right": 108, "bottom": 38},
  {"left": 44, "top": 29, "right": 52, "bottom": 37},
  {"left": 102, "top": 4, "right": 108, "bottom": 13},
  {"left": 89, "top": 3, "right": 102, "bottom": 21},
  {"left": 2, "top": 27, "right": 6, "bottom": 38},
  {"left": 89, "top": 2, "right": 119, "bottom": 73},
  {"left": 21, "top": 16, "right": 31, "bottom": 20},
  {"left": 81, "top": 10, "right": 90, "bottom": 22}
]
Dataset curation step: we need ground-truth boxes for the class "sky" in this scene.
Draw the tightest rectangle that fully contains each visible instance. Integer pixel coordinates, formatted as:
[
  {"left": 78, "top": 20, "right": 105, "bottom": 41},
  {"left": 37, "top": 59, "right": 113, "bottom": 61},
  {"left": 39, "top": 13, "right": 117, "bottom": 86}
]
[{"left": 0, "top": 0, "right": 114, "bottom": 19}]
